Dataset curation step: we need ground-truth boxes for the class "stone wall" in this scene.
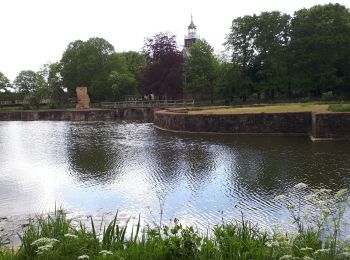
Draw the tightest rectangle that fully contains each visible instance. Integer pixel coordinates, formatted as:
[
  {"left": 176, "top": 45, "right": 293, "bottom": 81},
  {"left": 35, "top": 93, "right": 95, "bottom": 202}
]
[
  {"left": 0, "top": 108, "right": 153, "bottom": 122},
  {"left": 312, "top": 112, "right": 350, "bottom": 140},
  {"left": 154, "top": 111, "right": 312, "bottom": 135}
]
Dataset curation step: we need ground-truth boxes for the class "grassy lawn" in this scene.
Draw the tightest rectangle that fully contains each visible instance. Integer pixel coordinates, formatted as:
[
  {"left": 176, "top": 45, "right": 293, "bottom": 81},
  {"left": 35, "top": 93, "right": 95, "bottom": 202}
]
[{"left": 187, "top": 103, "right": 339, "bottom": 115}]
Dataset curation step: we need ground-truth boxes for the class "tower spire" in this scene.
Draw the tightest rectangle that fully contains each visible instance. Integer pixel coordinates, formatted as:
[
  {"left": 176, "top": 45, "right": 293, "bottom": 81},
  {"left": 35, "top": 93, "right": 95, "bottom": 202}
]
[{"left": 184, "top": 13, "right": 198, "bottom": 50}]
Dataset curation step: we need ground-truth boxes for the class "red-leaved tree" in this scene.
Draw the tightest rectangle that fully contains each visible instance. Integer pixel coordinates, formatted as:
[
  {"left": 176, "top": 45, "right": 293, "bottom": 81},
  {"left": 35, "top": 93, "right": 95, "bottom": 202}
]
[{"left": 141, "top": 32, "right": 184, "bottom": 100}]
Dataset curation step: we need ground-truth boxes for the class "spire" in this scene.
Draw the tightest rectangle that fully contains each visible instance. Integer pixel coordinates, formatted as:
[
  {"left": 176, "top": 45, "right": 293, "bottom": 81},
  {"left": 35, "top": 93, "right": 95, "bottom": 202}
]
[{"left": 188, "top": 14, "right": 196, "bottom": 30}]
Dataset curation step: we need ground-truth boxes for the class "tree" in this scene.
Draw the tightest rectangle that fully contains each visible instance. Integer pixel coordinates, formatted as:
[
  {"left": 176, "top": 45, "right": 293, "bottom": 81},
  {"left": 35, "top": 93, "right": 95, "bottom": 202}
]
[
  {"left": 225, "top": 12, "right": 291, "bottom": 100},
  {"left": 118, "top": 51, "right": 147, "bottom": 95},
  {"left": 109, "top": 71, "right": 137, "bottom": 101},
  {"left": 60, "top": 37, "right": 122, "bottom": 101},
  {"left": 141, "top": 32, "right": 184, "bottom": 99},
  {"left": 0, "top": 72, "right": 11, "bottom": 94},
  {"left": 14, "top": 70, "right": 46, "bottom": 94},
  {"left": 185, "top": 39, "right": 219, "bottom": 103},
  {"left": 290, "top": 3, "right": 350, "bottom": 97}
]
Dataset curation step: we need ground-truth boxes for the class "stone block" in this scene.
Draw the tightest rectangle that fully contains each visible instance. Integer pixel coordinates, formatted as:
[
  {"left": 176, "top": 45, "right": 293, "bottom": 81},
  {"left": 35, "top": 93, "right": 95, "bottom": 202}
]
[{"left": 76, "top": 86, "right": 90, "bottom": 110}]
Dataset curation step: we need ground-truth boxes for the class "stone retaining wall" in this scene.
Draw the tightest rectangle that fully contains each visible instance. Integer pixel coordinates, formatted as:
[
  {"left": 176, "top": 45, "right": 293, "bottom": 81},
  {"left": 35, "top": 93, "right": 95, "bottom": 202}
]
[
  {"left": 0, "top": 108, "right": 153, "bottom": 122},
  {"left": 154, "top": 111, "right": 312, "bottom": 135},
  {"left": 312, "top": 112, "right": 350, "bottom": 140}
]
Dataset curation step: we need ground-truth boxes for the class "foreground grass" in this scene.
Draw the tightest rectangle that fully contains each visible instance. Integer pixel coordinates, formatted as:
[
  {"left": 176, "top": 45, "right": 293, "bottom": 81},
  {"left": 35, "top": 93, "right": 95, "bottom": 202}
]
[
  {"left": 1, "top": 185, "right": 350, "bottom": 259},
  {"left": 187, "top": 103, "right": 350, "bottom": 115}
]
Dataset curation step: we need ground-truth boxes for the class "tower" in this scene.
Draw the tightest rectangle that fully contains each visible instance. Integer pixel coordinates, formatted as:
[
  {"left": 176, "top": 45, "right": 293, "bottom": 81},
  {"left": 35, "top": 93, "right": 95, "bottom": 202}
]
[{"left": 184, "top": 14, "right": 197, "bottom": 49}]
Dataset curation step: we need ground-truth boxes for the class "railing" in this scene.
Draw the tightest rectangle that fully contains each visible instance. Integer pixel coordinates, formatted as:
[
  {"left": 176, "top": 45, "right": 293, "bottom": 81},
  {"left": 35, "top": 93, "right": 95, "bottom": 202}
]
[{"left": 101, "top": 99, "right": 194, "bottom": 108}]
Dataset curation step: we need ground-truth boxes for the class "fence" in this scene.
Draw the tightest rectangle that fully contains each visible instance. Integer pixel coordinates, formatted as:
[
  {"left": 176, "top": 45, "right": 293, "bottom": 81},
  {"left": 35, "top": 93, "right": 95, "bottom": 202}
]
[{"left": 101, "top": 99, "right": 194, "bottom": 108}]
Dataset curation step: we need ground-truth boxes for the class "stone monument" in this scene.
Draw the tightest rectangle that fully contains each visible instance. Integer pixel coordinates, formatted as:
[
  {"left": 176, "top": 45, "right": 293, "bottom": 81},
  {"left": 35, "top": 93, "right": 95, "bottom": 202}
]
[{"left": 76, "top": 86, "right": 90, "bottom": 109}]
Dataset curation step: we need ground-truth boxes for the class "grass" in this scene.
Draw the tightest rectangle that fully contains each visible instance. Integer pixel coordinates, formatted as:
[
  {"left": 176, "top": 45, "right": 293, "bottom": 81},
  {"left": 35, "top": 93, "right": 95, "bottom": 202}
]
[
  {"left": 328, "top": 104, "right": 350, "bottom": 112},
  {"left": 187, "top": 103, "right": 331, "bottom": 115},
  {"left": 1, "top": 185, "right": 350, "bottom": 259}
]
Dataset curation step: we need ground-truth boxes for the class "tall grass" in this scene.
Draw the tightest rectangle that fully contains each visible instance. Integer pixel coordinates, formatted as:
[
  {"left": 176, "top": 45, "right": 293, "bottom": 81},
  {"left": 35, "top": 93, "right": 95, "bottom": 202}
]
[{"left": 1, "top": 185, "right": 350, "bottom": 259}]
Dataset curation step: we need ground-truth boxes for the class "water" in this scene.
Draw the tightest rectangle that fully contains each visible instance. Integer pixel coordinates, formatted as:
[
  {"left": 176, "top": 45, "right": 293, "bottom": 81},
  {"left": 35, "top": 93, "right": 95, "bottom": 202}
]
[{"left": 1, "top": 121, "right": 350, "bottom": 230}]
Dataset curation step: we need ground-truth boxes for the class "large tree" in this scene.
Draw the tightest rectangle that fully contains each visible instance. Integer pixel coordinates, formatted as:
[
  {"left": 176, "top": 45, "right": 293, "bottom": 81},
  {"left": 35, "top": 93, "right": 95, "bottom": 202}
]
[
  {"left": 225, "top": 12, "right": 291, "bottom": 100},
  {"left": 60, "top": 37, "right": 123, "bottom": 101},
  {"left": 185, "top": 39, "right": 219, "bottom": 103},
  {"left": 290, "top": 3, "right": 350, "bottom": 97},
  {"left": 141, "top": 32, "right": 184, "bottom": 99},
  {"left": 14, "top": 70, "right": 46, "bottom": 94}
]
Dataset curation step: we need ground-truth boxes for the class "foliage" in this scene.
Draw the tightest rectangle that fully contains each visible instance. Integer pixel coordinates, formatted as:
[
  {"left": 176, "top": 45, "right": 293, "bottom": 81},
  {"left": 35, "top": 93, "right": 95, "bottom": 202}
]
[
  {"left": 0, "top": 72, "right": 12, "bottom": 94},
  {"left": 141, "top": 32, "right": 184, "bottom": 99},
  {"left": 109, "top": 71, "right": 137, "bottom": 101},
  {"left": 60, "top": 38, "right": 117, "bottom": 101},
  {"left": 2, "top": 188, "right": 350, "bottom": 260},
  {"left": 118, "top": 51, "right": 147, "bottom": 95},
  {"left": 290, "top": 3, "right": 350, "bottom": 98},
  {"left": 185, "top": 39, "right": 219, "bottom": 104},
  {"left": 13, "top": 70, "right": 47, "bottom": 94},
  {"left": 224, "top": 3, "right": 350, "bottom": 102}
]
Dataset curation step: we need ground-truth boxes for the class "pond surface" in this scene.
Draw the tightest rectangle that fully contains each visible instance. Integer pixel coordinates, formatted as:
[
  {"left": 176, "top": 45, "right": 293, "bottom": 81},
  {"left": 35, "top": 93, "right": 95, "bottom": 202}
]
[{"left": 1, "top": 121, "right": 350, "bottom": 229}]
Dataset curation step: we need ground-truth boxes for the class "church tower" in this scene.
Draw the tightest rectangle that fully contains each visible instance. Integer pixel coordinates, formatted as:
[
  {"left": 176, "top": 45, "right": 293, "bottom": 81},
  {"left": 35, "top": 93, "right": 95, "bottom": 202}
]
[{"left": 184, "top": 14, "right": 197, "bottom": 49}]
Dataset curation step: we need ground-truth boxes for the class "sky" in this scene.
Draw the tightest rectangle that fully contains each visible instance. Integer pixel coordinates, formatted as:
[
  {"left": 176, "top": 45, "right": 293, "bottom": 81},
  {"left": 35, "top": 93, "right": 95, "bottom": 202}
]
[{"left": 1, "top": 0, "right": 349, "bottom": 81}]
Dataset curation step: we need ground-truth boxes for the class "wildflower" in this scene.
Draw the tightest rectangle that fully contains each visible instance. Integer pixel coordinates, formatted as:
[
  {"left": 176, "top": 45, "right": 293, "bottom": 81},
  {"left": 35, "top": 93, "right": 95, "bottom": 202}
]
[
  {"left": 274, "top": 195, "right": 286, "bottom": 201},
  {"left": 314, "top": 248, "right": 330, "bottom": 255},
  {"left": 335, "top": 188, "right": 347, "bottom": 197},
  {"left": 77, "top": 255, "right": 90, "bottom": 259},
  {"left": 321, "top": 208, "right": 330, "bottom": 215},
  {"left": 280, "top": 255, "right": 293, "bottom": 259},
  {"left": 272, "top": 241, "right": 280, "bottom": 247},
  {"left": 294, "top": 183, "right": 308, "bottom": 189},
  {"left": 31, "top": 237, "right": 59, "bottom": 246},
  {"left": 36, "top": 244, "right": 53, "bottom": 254},
  {"left": 339, "top": 252, "right": 350, "bottom": 258},
  {"left": 100, "top": 250, "right": 113, "bottom": 256},
  {"left": 300, "top": 247, "right": 313, "bottom": 252},
  {"left": 303, "top": 257, "right": 314, "bottom": 260},
  {"left": 64, "top": 233, "right": 78, "bottom": 239}
]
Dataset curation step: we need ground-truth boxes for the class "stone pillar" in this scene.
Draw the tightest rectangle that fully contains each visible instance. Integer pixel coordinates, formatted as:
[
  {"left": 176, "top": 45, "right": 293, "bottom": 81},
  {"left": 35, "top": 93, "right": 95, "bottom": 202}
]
[{"left": 76, "top": 86, "right": 90, "bottom": 109}]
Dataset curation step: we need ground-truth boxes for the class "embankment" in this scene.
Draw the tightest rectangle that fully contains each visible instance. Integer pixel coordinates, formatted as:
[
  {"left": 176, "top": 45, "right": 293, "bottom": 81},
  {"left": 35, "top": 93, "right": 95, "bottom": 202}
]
[
  {"left": 1, "top": 108, "right": 349, "bottom": 140},
  {"left": 154, "top": 110, "right": 350, "bottom": 140},
  {"left": 0, "top": 108, "right": 154, "bottom": 122}
]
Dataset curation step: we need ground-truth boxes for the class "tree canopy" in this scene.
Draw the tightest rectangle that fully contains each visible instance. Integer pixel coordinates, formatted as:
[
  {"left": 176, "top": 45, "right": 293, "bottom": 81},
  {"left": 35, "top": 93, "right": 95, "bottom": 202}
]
[
  {"left": 185, "top": 39, "right": 219, "bottom": 103},
  {"left": 141, "top": 32, "right": 184, "bottom": 99}
]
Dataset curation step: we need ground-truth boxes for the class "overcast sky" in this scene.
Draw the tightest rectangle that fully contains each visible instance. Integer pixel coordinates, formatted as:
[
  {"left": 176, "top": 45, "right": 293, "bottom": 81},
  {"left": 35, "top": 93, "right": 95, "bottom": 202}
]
[{"left": 1, "top": 0, "right": 349, "bottom": 81}]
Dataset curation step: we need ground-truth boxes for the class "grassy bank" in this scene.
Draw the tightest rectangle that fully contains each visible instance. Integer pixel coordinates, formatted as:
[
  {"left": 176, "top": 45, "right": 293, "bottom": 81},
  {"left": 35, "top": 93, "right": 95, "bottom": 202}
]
[
  {"left": 187, "top": 103, "right": 350, "bottom": 115},
  {"left": 1, "top": 184, "right": 350, "bottom": 259}
]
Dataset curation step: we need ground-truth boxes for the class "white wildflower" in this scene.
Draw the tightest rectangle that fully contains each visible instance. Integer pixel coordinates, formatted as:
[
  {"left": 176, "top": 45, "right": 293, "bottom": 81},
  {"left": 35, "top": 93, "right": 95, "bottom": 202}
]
[
  {"left": 64, "top": 233, "right": 78, "bottom": 239},
  {"left": 314, "top": 248, "right": 330, "bottom": 255},
  {"left": 274, "top": 195, "right": 286, "bottom": 201},
  {"left": 303, "top": 257, "right": 314, "bottom": 260},
  {"left": 272, "top": 241, "right": 280, "bottom": 247},
  {"left": 77, "top": 255, "right": 90, "bottom": 259},
  {"left": 99, "top": 250, "right": 113, "bottom": 256},
  {"left": 339, "top": 252, "right": 350, "bottom": 258},
  {"left": 300, "top": 247, "right": 313, "bottom": 252},
  {"left": 280, "top": 255, "right": 293, "bottom": 260},
  {"left": 265, "top": 241, "right": 272, "bottom": 247},
  {"left": 321, "top": 208, "right": 330, "bottom": 215},
  {"left": 31, "top": 237, "right": 59, "bottom": 246},
  {"left": 294, "top": 183, "right": 308, "bottom": 189},
  {"left": 336, "top": 188, "right": 348, "bottom": 197}
]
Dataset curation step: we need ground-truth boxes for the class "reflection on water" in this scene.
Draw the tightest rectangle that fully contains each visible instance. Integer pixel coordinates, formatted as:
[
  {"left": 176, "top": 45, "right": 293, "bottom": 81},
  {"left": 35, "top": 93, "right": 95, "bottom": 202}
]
[{"left": 0, "top": 121, "right": 350, "bottom": 228}]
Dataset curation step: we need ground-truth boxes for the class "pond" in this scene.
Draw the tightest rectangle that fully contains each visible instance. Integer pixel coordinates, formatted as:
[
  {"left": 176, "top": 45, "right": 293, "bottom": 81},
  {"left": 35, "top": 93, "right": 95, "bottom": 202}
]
[{"left": 1, "top": 121, "right": 350, "bottom": 230}]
